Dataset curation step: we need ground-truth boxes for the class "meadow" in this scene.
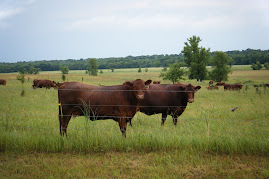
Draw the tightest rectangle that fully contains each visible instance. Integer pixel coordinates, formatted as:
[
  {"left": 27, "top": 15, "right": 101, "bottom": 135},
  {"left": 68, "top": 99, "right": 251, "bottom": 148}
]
[{"left": 0, "top": 66, "right": 269, "bottom": 178}]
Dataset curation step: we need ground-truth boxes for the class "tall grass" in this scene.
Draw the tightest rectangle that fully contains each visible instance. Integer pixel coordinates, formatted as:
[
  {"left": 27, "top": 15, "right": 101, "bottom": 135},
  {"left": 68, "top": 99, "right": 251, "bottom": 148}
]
[{"left": 0, "top": 66, "right": 269, "bottom": 154}]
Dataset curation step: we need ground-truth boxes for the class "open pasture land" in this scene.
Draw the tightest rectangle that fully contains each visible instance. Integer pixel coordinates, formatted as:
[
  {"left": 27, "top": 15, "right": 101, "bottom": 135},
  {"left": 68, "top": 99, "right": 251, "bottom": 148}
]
[{"left": 0, "top": 66, "right": 269, "bottom": 178}]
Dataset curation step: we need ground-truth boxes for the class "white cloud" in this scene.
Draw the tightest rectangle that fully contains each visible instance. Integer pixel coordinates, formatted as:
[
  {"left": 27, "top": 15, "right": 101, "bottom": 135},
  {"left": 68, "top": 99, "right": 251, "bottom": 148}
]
[
  {"left": 69, "top": 13, "right": 240, "bottom": 31},
  {"left": 0, "top": 0, "right": 35, "bottom": 27},
  {"left": 66, "top": 0, "right": 268, "bottom": 31},
  {"left": 0, "top": 8, "right": 22, "bottom": 21}
]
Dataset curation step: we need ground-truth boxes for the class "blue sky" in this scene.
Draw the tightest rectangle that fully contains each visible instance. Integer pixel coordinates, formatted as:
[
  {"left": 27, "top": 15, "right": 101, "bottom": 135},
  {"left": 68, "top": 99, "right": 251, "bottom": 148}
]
[{"left": 0, "top": 0, "right": 269, "bottom": 62}]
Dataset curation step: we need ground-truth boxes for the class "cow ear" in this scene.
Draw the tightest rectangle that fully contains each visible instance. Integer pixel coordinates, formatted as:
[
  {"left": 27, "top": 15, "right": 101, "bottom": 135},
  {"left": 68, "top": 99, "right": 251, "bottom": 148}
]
[
  {"left": 194, "top": 86, "right": 201, "bottom": 91},
  {"left": 125, "top": 81, "right": 133, "bottom": 87},
  {"left": 145, "top": 80, "right": 152, "bottom": 85}
]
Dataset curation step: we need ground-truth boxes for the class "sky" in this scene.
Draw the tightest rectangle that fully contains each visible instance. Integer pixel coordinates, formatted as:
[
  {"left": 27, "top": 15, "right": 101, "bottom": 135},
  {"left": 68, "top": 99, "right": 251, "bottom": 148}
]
[{"left": 0, "top": 0, "right": 269, "bottom": 63}]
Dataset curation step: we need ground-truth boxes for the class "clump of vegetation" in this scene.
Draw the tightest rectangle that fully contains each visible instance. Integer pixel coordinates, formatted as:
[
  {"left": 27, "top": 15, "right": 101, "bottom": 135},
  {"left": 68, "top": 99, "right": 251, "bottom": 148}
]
[
  {"left": 251, "top": 61, "right": 262, "bottom": 70},
  {"left": 88, "top": 58, "right": 98, "bottom": 76},
  {"left": 61, "top": 66, "right": 69, "bottom": 74},
  {"left": 264, "top": 62, "right": 269, "bottom": 70},
  {"left": 61, "top": 66, "right": 69, "bottom": 81},
  {"left": 16, "top": 73, "right": 25, "bottom": 96},
  {"left": 209, "top": 51, "right": 232, "bottom": 82},
  {"left": 160, "top": 62, "right": 185, "bottom": 84}
]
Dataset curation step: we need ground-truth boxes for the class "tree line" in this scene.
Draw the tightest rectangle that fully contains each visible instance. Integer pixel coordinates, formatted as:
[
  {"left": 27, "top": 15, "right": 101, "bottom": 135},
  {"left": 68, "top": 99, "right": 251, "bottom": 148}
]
[{"left": 0, "top": 49, "right": 269, "bottom": 73}]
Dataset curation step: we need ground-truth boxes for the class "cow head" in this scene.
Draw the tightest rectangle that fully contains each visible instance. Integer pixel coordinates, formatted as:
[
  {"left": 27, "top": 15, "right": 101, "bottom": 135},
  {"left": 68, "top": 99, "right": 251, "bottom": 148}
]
[
  {"left": 52, "top": 81, "right": 57, "bottom": 88},
  {"left": 124, "top": 79, "right": 152, "bottom": 100},
  {"left": 179, "top": 84, "right": 201, "bottom": 103}
]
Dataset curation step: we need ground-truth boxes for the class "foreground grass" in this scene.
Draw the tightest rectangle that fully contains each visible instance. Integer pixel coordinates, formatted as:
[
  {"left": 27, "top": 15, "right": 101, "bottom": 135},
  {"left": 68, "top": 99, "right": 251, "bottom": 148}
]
[{"left": 1, "top": 151, "right": 268, "bottom": 178}]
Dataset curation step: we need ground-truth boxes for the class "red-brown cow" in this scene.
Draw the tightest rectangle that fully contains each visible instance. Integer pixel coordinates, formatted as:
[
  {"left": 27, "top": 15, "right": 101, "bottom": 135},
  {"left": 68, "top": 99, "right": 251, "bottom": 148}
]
[
  {"left": 215, "top": 82, "right": 225, "bottom": 86},
  {"left": 207, "top": 86, "right": 219, "bottom": 90},
  {"left": 138, "top": 84, "right": 201, "bottom": 126},
  {"left": 33, "top": 79, "right": 57, "bottom": 89},
  {"left": 209, "top": 80, "right": 214, "bottom": 85},
  {"left": 58, "top": 79, "right": 152, "bottom": 137},
  {"left": 153, "top": 81, "right": 161, "bottom": 84},
  {"left": 0, "top": 79, "right": 6, "bottom": 85},
  {"left": 224, "top": 83, "right": 244, "bottom": 90}
]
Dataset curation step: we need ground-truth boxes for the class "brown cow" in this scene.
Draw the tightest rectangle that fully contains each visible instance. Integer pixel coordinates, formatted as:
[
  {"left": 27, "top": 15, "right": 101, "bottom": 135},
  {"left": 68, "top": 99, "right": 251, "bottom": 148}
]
[
  {"left": 0, "top": 79, "right": 6, "bottom": 85},
  {"left": 265, "top": 83, "right": 269, "bottom": 88},
  {"left": 153, "top": 81, "right": 161, "bottom": 84},
  {"left": 215, "top": 82, "right": 225, "bottom": 86},
  {"left": 224, "top": 83, "right": 243, "bottom": 90},
  {"left": 209, "top": 80, "right": 214, "bottom": 85},
  {"left": 33, "top": 79, "right": 57, "bottom": 89},
  {"left": 138, "top": 84, "right": 201, "bottom": 126},
  {"left": 58, "top": 79, "right": 152, "bottom": 137},
  {"left": 207, "top": 86, "right": 219, "bottom": 90}
]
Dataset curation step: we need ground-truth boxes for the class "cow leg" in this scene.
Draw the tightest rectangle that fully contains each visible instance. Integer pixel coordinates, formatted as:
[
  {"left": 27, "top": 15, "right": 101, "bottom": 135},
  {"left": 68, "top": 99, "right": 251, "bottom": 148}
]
[
  {"left": 172, "top": 115, "right": 178, "bottom": 126},
  {"left": 161, "top": 113, "right": 167, "bottom": 126},
  {"left": 129, "top": 119, "right": 133, "bottom": 127},
  {"left": 172, "top": 109, "right": 184, "bottom": 126},
  {"left": 118, "top": 118, "right": 127, "bottom": 137},
  {"left": 59, "top": 114, "right": 71, "bottom": 136}
]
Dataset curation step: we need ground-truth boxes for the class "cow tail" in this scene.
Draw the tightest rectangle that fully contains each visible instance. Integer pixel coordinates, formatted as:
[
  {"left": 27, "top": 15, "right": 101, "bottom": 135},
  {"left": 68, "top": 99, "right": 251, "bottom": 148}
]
[{"left": 58, "top": 88, "right": 62, "bottom": 135}]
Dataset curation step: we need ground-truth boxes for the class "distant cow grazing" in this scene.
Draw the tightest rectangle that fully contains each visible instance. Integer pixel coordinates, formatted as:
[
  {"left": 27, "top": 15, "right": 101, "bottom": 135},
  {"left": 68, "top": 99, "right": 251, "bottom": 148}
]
[
  {"left": 33, "top": 79, "right": 57, "bottom": 89},
  {"left": 0, "top": 79, "right": 6, "bottom": 85},
  {"left": 209, "top": 80, "right": 214, "bottom": 85},
  {"left": 58, "top": 79, "right": 152, "bottom": 137},
  {"left": 215, "top": 82, "right": 225, "bottom": 86},
  {"left": 138, "top": 84, "right": 201, "bottom": 126},
  {"left": 265, "top": 83, "right": 269, "bottom": 88},
  {"left": 153, "top": 81, "right": 161, "bottom": 84},
  {"left": 224, "top": 83, "right": 244, "bottom": 90}
]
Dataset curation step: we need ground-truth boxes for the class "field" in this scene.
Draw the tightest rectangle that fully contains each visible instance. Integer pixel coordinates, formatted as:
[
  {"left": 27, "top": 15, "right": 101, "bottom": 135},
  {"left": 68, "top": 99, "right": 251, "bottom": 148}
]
[{"left": 0, "top": 66, "right": 269, "bottom": 178}]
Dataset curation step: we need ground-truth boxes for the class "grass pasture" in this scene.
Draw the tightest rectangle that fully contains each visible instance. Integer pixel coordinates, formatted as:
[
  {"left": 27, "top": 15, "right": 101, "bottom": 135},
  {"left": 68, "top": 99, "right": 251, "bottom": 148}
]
[{"left": 0, "top": 66, "right": 269, "bottom": 178}]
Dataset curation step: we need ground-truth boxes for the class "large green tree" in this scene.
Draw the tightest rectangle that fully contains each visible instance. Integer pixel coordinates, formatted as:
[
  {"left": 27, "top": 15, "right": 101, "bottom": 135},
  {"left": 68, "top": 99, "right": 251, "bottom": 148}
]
[
  {"left": 209, "top": 51, "right": 231, "bottom": 82},
  {"left": 88, "top": 58, "right": 98, "bottom": 76},
  {"left": 182, "top": 36, "right": 211, "bottom": 81},
  {"left": 160, "top": 62, "right": 185, "bottom": 84}
]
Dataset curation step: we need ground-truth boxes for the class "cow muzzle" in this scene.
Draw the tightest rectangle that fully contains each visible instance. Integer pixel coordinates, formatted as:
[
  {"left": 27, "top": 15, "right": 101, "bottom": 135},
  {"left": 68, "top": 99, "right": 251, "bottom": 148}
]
[
  {"left": 137, "top": 94, "right": 144, "bottom": 100},
  {"left": 188, "top": 99, "right": 194, "bottom": 103}
]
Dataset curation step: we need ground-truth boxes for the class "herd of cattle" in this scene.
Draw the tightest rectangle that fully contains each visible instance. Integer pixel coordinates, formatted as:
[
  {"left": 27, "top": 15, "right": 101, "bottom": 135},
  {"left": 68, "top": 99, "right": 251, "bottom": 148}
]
[
  {"left": 207, "top": 80, "right": 269, "bottom": 90},
  {"left": 1, "top": 78, "right": 269, "bottom": 137}
]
